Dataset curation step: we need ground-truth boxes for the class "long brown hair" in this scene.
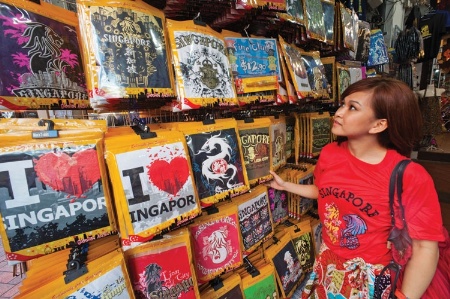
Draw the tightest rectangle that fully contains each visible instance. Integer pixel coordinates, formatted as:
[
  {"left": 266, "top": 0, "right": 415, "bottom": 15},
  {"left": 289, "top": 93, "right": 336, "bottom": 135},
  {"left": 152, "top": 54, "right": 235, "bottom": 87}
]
[{"left": 338, "top": 77, "right": 422, "bottom": 157}]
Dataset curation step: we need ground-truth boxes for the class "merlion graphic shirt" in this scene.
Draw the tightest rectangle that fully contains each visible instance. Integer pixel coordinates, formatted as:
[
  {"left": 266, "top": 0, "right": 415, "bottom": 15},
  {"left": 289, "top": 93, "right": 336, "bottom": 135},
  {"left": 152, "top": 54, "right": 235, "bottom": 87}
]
[{"left": 314, "top": 142, "right": 445, "bottom": 265}]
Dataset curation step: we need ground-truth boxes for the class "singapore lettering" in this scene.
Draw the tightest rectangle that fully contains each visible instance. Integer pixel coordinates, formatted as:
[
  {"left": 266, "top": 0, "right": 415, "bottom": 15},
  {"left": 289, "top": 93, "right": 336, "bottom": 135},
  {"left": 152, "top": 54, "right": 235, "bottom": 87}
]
[
  {"left": 175, "top": 33, "right": 225, "bottom": 52},
  {"left": 0, "top": 159, "right": 106, "bottom": 231},
  {"left": 3, "top": 198, "right": 106, "bottom": 230},
  {"left": 239, "top": 196, "right": 267, "bottom": 221},
  {"left": 318, "top": 187, "right": 379, "bottom": 217},
  {"left": 149, "top": 277, "right": 194, "bottom": 298},
  {"left": 102, "top": 34, "right": 153, "bottom": 47},
  {"left": 240, "top": 134, "right": 269, "bottom": 145},
  {"left": 121, "top": 166, "right": 196, "bottom": 223}
]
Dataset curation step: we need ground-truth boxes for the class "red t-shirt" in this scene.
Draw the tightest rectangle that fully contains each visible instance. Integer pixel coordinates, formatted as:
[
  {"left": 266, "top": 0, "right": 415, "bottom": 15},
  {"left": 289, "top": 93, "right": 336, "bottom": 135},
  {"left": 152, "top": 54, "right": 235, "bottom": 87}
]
[{"left": 314, "top": 141, "right": 445, "bottom": 265}]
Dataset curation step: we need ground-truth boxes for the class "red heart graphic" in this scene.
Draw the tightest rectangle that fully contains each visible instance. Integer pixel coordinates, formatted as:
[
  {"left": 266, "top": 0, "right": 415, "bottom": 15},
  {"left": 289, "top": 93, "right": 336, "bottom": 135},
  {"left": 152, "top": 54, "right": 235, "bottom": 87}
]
[
  {"left": 147, "top": 157, "right": 190, "bottom": 196},
  {"left": 33, "top": 148, "right": 101, "bottom": 197}
]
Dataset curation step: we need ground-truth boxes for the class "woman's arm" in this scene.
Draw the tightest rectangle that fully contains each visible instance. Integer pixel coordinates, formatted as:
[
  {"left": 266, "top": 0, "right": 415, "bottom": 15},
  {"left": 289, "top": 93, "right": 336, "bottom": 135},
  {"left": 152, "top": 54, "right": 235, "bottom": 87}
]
[
  {"left": 401, "top": 239, "right": 439, "bottom": 299},
  {"left": 267, "top": 170, "right": 319, "bottom": 199}
]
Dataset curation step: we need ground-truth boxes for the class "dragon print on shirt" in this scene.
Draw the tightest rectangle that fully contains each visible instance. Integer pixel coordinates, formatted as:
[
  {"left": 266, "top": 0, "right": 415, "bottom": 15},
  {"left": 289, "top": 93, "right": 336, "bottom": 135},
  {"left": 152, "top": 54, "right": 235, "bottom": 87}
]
[{"left": 324, "top": 203, "right": 368, "bottom": 250}]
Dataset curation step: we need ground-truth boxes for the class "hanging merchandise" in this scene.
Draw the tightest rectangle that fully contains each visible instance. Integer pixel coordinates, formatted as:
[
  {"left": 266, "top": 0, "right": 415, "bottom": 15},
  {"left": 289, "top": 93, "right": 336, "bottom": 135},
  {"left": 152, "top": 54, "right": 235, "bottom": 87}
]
[
  {"left": 237, "top": 117, "right": 272, "bottom": 186},
  {"left": 394, "top": 26, "right": 423, "bottom": 64},
  {"left": 188, "top": 202, "right": 243, "bottom": 283},
  {"left": 124, "top": 228, "right": 200, "bottom": 298},
  {"left": 418, "top": 10, "right": 448, "bottom": 63},
  {"left": 223, "top": 35, "right": 281, "bottom": 96},
  {"left": 321, "top": 0, "right": 336, "bottom": 45},
  {"left": 320, "top": 56, "right": 336, "bottom": 103},
  {"left": 166, "top": 19, "right": 238, "bottom": 110},
  {"left": 349, "top": 66, "right": 365, "bottom": 84},
  {"left": 0, "top": 119, "right": 115, "bottom": 261},
  {"left": 340, "top": 4, "right": 358, "bottom": 52},
  {"left": 234, "top": 185, "right": 275, "bottom": 255},
  {"left": 269, "top": 116, "right": 287, "bottom": 172},
  {"left": 76, "top": 0, "right": 175, "bottom": 111},
  {"left": 287, "top": 164, "right": 315, "bottom": 219},
  {"left": 336, "top": 62, "right": 351, "bottom": 99},
  {"left": 285, "top": 114, "right": 296, "bottom": 160},
  {"left": 177, "top": 118, "right": 249, "bottom": 206},
  {"left": 0, "top": 0, "right": 89, "bottom": 110},
  {"left": 277, "top": 41, "right": 297, "bottom": 104},
  {"left": 241, "top": 262, "right": 279, "bottom": 299},
  {"left": 304, "top": 0, "right": 326, "bottom": 42},
  {"left": 284, "top": 219, "right": 316, "bottom": 273},
  {"left": 104, "top": 127, "right": 201, "bottom": 247},
  {"left": 264, "top": 232, "right": 304, "bottom": 299},
  {"left": 355, "top": 21, "right": 371, "bottom": 64},
  {"left": 16, "top": 235, "right": 135, "bottom": 299},
  {"left": 268, "top": 169, "right": 289, "bottom": 224},
  {"left": 200, "top": 272, "right": 245, "bottom": 298},
  {"left": 278, "top": 36, "right": 312, "bottom": 99},
  {"left": 367, "top": 29, "right": 390, "bottom": 67},
  {"left": 309, "top": 112, "right": 331, "bottom": 158},
  {"left": 284, "top": 0, "right": 306, "bottom": 25},
  {"left": 299, "top": 50, "right": 330, "bottom": 99}
]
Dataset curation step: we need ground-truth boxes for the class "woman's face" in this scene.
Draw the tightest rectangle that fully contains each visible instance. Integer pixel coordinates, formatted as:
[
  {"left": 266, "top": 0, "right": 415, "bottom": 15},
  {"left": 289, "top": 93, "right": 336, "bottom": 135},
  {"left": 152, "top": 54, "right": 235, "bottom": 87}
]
[{"left": 332, "top": 91, "right": 379, "bottom": 138}]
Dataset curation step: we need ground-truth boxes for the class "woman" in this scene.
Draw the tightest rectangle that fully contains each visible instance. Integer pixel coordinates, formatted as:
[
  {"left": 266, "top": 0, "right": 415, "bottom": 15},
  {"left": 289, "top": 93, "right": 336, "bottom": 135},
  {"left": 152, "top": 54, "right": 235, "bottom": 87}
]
[{"left": 268, "top": 77, "right": 445, "bottom": 299}]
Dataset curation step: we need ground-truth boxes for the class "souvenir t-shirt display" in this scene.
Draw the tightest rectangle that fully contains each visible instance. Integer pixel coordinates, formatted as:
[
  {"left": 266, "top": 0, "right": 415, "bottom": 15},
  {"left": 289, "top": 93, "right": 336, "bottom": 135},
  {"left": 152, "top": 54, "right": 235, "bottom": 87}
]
[
  {"left": 77, "top": 0, "right": 175, "bottom": 110},
  {"left": 235, "top": 185, "right": 274, "bottom": 254},
  {"left": 166, "top": 19, "right": 238, "bottom": 110},
  {"left": 0, "top": 0, "right": 89, "bottom": 110},
  {"left": 0, "top": 119, "right": 115, "bottom": 261},
  {"left": 188, "top": 203, "right": 243, "bottom": 283},
  {"left": 304, "top": 0, "right": 326, "bottom": 42},
  {"left": 278, "top": 36, "right": 312, "bottom": 99},
  {"left": 299, "top": 50, "right": 329, "bottom": 99},
  {"left": 264, "top": 233, "right": 304, "bottom": 298},
  {"left": 314, "top": 142, "right": 445, "bottom": 265},
  {"left": 268, "top": 169, "right": 289, "bottom": 224},
  {"left": 125, "top": 228, "right": 200, "bottom": 298},
  {"left": 269, "top": 116, "right": 287, "bottom": 172},
  {"left": 237, "top": 117, "right": 271, "bottom": 185},
  {"left": 285, "top": 220, "right": 316, "bottom": 272},
  {"left": 104, "top": 128, "right": 201, "bottom": 246},
  {"left": 177, "top": 118, "right": 249, "bottom": 206},
  {"left": 16, "top": 235, "right": 135, "bottom": 299},
  {"left": 223, "top": 36, "right": 281, "bottom": 95},
  {"left": 241, "top": 263, "right": 279, "bottom": 299}
]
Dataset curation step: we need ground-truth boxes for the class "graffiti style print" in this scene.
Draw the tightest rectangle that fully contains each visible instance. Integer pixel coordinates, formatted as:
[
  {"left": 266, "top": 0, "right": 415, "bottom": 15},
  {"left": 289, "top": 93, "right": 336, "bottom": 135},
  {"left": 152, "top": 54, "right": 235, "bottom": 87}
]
[{"left": 0, "top": 4, "right": 87, "bottom": 102}]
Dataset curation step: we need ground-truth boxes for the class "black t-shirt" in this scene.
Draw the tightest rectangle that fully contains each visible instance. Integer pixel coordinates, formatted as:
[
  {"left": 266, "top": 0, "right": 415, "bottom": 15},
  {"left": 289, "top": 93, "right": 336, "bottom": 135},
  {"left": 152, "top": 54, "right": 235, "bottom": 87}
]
[{"left": 418, "top": 12, "right": 447, "bottom": 62}]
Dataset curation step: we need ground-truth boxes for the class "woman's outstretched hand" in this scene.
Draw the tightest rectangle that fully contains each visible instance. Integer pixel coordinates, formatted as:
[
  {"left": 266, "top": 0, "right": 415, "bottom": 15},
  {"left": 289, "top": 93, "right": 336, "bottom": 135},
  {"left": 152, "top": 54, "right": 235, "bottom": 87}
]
[{"left": 266, "top": 170, "right": 286, "bottom": 190}]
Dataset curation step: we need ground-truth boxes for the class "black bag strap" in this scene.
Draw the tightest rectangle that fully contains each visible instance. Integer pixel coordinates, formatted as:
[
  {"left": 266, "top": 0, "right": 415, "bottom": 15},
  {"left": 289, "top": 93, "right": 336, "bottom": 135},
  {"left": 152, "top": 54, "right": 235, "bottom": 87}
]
[
  {"left": 389, "top": 159, "right": 412, "bottom": 228},
  {"left": 375, "top": 159, "right": 412, "bottom": 299}
]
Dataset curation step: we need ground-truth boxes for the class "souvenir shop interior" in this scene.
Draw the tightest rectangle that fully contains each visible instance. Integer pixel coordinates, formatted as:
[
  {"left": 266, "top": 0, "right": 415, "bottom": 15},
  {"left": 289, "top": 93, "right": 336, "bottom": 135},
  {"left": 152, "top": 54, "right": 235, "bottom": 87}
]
[{"left": 0, "top": 0, "right": 449, "bottom": 298}]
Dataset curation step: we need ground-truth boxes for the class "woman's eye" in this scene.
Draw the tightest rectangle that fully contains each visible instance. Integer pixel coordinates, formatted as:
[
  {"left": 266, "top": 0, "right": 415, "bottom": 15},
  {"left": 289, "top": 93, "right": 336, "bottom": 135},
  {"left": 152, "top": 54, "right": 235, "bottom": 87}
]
[{"left": 349, "top": 105, "right": 356, "bottom": 110}]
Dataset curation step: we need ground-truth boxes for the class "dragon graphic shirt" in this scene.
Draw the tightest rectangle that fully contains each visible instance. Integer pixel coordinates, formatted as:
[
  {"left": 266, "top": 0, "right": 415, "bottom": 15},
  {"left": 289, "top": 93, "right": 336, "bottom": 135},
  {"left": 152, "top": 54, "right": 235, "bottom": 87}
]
[
  {"left": 181, "top": 121, "right": 248, "bottom": 206},
  {"left": 315, "top": 142, "right": 445, "bottom": 265},
  {"left": 0, "top": 1, "right": 88, "bottom": 110}
]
